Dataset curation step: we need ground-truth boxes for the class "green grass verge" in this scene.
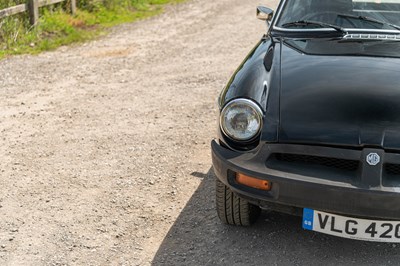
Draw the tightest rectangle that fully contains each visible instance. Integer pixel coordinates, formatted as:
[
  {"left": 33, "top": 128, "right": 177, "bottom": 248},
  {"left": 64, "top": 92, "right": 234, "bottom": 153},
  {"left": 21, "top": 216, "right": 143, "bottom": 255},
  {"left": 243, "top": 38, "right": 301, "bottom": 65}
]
[{"left": 0, "top": 0, "right": 184, "bottom": 59}]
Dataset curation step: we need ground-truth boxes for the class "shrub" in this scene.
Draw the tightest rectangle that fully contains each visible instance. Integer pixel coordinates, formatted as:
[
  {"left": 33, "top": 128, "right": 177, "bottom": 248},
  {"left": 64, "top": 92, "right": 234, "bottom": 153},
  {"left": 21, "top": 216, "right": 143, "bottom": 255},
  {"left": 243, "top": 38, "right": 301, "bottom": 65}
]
[{"left": 0, "top": 0, "right": 181, "bottom": 57}]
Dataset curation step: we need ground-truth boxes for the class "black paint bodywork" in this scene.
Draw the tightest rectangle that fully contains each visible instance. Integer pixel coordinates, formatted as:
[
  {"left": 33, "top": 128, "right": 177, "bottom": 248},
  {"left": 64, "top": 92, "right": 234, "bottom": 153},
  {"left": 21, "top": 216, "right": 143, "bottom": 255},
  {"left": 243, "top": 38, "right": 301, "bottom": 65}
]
[
  {"left": 213, "top": 5, "right": 400, "bottom": 220},
  {"left": 218, "top": 37, "right": 400, "bottom": 150},
  {"left": 218, "top": 37, "right": 281, "bottom": 145}
]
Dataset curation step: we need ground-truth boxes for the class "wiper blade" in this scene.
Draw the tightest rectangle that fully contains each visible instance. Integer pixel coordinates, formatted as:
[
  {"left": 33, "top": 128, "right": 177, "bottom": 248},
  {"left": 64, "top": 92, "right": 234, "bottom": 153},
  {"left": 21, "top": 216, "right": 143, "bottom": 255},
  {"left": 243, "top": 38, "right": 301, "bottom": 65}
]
[
  {"left": 337, "top": 13, "right": 400, "bottom": 31},
  {"left": 282, "top": 20, "right": 347, "bottom": 35}
]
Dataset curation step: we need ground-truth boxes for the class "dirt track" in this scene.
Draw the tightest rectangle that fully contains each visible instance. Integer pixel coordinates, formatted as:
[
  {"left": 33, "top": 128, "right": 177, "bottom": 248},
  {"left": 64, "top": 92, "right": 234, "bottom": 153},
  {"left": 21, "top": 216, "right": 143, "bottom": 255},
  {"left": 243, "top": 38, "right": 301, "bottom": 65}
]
[{"left": 0, "top": 0, "right": 399, "bottom": 265}]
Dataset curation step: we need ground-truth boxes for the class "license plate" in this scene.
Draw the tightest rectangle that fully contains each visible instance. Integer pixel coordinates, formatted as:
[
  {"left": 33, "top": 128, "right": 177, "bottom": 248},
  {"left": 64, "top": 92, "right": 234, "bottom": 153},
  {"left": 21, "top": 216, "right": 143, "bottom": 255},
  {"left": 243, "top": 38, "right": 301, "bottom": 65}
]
[{"left": 303, "top": 208, "right": 400, "bottom": 242}]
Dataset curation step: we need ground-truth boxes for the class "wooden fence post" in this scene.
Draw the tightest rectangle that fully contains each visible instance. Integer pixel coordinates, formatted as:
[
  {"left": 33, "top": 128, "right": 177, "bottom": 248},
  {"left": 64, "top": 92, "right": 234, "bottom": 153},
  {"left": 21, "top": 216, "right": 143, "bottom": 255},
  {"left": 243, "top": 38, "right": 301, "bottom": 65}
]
[
  {"left": 71, "top": 0, "right": 76, "bottom": 15},
  {"left": 28, "top": 0, "right": 39, "bottom": 26}
]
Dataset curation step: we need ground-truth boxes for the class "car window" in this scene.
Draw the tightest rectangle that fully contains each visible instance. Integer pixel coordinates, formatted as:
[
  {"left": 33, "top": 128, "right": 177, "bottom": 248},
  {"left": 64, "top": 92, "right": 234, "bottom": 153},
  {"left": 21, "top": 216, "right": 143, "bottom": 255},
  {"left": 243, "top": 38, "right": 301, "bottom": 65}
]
[{"left": 277, "top": 0, "right": 400, "bottom": 30}]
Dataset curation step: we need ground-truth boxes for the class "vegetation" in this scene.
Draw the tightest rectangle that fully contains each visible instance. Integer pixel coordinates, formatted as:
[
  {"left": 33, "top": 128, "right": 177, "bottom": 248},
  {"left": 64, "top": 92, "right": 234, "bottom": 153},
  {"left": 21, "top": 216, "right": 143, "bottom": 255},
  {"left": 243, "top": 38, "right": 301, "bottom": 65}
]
[{"left": 0, "top": 0, "right": 183, "bottom": 58}]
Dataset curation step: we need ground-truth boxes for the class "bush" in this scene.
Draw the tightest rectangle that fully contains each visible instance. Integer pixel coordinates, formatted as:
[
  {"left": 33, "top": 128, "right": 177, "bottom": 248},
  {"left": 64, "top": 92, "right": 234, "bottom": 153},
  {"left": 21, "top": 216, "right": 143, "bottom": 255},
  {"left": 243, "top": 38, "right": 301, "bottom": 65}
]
[
  {"left": 0, "top": 1, "right": 26, "bottom": 10},
  {"left": 0, "top": 1, "right": 30, "bottom": 47},
  {"left": 0, "top": 0, "right": 181, "bottom": 57}
]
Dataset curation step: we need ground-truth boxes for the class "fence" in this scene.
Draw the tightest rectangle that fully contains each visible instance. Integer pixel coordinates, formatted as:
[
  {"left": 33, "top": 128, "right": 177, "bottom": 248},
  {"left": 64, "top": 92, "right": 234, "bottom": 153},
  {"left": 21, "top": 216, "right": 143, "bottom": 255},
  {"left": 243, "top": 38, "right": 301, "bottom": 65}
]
[{"left": 0, "top": 0, "right": 76, "bottom": 26}]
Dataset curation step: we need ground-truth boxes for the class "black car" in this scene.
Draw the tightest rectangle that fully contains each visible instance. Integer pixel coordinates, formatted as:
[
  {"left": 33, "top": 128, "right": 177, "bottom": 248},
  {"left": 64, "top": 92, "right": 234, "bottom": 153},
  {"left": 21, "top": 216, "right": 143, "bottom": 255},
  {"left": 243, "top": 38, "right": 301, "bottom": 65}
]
[{"left": 212, "top": 0, "right": 400, "bottom": 242}]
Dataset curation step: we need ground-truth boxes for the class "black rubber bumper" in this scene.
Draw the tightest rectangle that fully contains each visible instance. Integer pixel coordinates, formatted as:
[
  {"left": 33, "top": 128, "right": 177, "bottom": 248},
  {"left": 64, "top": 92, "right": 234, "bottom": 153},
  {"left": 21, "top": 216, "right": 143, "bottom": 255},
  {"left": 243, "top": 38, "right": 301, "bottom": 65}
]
[{"left": 212, "top": 140, "right": 400, "bottom": 220}]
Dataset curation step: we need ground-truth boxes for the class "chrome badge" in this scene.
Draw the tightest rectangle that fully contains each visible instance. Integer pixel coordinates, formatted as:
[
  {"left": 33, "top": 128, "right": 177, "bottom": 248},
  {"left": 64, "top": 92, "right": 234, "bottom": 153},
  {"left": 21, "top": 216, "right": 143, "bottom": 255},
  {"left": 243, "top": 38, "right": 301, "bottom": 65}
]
[{"left": 366, "top": 153, "right": 380, "bottom": 166}]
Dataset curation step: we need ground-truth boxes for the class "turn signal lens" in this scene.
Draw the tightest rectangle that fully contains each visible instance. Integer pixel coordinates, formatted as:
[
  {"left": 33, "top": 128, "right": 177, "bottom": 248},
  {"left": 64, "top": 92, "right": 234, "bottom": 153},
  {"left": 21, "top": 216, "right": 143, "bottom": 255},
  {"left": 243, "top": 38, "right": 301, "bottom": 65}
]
[{"left": 236, "top": 173, "right": 271, "bottom": 191}]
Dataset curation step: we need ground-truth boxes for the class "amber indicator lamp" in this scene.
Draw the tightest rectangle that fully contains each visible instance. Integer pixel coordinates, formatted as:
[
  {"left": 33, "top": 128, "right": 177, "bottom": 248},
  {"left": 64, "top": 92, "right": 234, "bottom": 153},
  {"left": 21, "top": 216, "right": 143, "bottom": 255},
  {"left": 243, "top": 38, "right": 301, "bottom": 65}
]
[{"left": 236, "top": 173, "right": 272, "bottom": 191}]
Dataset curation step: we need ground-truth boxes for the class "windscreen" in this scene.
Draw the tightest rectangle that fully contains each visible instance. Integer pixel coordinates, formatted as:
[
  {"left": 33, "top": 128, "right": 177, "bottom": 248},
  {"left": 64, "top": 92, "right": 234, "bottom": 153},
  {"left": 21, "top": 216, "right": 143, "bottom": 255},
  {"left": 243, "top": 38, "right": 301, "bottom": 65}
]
[{"left": 277, "top": 0, "right": 400, "bottom": 30}]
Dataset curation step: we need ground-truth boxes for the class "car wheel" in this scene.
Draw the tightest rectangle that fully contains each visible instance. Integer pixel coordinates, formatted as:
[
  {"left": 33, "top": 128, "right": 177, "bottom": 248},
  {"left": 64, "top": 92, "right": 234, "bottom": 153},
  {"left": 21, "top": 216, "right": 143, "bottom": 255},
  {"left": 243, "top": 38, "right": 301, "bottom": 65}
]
[{"left": 216, "top": 178, "right": 261, "bottom": 226}]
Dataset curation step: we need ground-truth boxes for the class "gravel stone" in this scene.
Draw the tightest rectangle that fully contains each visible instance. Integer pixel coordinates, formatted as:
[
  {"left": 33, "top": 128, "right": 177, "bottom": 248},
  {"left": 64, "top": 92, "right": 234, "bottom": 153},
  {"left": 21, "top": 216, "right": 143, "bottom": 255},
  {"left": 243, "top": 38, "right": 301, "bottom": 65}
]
[{"left": 0, "top": 0, "right": 397, "bottom": 265}]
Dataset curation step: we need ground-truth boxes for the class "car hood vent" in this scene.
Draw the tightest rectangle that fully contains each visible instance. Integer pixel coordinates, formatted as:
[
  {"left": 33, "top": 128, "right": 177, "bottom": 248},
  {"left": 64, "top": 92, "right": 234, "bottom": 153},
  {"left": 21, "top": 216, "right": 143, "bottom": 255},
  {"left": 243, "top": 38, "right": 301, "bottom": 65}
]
[{"left": 344, "top": 33, "right": 400, "bottom": 41}]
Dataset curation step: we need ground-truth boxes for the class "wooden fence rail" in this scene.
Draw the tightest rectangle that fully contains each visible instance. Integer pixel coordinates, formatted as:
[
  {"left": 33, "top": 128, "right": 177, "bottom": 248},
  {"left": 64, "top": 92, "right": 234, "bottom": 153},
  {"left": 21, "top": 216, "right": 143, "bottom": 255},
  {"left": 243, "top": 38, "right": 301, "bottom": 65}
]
[{"left": 0, "top": 0, "right": 76, "bottom": 26}]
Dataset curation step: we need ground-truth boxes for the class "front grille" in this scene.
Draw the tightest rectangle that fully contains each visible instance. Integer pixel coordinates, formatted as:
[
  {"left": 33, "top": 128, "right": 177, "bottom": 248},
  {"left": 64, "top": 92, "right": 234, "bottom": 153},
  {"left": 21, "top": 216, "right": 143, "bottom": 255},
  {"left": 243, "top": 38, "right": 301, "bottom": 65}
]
[
  {"left": 274, "top": 153, "right": 359, "bottom": 172},
  {"left": 385, "top": 164, "right": 400, "bottom": 175}
]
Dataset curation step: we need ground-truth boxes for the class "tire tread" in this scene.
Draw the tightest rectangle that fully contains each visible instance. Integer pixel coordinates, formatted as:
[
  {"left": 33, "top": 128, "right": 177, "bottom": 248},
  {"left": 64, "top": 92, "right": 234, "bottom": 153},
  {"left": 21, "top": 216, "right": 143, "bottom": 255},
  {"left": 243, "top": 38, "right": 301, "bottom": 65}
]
[{"left": 216, "top": 179, "right": 260, "bottom": 226}]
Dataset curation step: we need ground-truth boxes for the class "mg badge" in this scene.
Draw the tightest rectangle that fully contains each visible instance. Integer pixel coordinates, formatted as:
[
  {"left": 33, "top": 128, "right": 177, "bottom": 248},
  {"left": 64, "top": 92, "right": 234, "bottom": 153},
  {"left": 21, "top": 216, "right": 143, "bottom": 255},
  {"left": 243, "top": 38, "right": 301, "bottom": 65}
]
[{"left": 366, "top": 153, "right": 380, "bottom": 166}]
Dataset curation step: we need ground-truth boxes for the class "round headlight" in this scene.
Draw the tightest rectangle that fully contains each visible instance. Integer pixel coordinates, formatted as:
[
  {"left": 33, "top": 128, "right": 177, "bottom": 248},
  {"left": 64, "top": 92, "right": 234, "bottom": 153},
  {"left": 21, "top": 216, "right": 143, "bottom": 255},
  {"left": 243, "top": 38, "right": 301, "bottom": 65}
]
[{"left": 220, "top": 99, "right": 263, "bottom": 141}]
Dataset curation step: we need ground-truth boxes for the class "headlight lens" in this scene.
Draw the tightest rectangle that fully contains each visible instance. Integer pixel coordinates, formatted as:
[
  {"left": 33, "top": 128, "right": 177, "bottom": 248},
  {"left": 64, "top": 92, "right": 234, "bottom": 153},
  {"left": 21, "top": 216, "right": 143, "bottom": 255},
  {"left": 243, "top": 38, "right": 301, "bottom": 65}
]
[{"left": 220, "top": 99, "right": 263, "bottom": 141}]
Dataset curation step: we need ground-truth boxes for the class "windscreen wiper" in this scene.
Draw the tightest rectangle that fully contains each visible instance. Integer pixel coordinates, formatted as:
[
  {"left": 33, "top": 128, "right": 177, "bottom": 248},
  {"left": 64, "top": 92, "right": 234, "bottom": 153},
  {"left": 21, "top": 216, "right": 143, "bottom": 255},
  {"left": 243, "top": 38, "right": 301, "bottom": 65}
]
[
  {"left": 337, "top": 13, "right": 400, "bottom": 31},
  {"left": 282, "top": 20, "right": 347, "bottom": 35}
]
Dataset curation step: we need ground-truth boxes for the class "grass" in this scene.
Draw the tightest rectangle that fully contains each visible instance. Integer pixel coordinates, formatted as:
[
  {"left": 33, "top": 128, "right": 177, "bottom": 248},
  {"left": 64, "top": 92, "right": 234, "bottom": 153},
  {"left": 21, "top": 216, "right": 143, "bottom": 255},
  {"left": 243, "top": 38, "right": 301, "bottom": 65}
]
[{"left": 0, "top": 0, "right": 184, "bottom": 59}]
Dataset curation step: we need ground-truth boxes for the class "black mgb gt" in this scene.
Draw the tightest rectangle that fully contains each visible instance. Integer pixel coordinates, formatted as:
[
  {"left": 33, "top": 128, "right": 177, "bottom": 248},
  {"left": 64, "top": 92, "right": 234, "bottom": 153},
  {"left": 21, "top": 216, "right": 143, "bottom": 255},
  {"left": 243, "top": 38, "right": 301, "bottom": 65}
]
[{"left": 212, "top": 0, "right": 400, "bottom": 242}]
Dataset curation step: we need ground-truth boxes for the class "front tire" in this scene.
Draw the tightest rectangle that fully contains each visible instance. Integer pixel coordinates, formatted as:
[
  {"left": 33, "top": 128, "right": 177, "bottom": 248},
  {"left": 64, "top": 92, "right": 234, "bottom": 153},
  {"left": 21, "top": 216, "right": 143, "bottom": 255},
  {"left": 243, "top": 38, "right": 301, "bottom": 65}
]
[{"left": 216, "top": 178, "right": 261, "bottom": 226}]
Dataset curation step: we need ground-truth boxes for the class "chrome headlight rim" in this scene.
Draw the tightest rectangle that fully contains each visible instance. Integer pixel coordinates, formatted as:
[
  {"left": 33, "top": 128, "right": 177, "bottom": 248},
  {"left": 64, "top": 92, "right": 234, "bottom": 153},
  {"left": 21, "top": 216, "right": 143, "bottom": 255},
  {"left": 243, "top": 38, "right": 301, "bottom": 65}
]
[{"left": 220, "top": 98, "right": 263, "bottom": 142}]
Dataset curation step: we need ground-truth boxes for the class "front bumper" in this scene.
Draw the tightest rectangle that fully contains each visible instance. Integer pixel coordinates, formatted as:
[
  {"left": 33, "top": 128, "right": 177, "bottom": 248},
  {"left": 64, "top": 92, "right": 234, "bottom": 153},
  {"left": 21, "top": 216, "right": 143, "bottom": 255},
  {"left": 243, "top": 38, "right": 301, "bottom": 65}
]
[{"left": 212, "top": 140, "right": 400, "bottom": 220}]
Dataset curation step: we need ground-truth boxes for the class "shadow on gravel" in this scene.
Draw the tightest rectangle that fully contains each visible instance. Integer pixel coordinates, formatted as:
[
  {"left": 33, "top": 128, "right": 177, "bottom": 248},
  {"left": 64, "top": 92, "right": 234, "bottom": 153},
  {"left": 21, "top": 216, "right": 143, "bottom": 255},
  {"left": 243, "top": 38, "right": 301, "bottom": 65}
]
[{"left": 152, "top": 168, "right": 400, "bottom": 266}]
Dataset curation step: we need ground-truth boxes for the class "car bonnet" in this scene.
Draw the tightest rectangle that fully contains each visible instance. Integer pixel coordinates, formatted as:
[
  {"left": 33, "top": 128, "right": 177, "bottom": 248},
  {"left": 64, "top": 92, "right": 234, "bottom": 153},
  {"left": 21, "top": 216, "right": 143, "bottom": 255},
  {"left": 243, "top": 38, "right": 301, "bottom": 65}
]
[{"left": 278, "top": 40, "right": 400, "bottom": 149}]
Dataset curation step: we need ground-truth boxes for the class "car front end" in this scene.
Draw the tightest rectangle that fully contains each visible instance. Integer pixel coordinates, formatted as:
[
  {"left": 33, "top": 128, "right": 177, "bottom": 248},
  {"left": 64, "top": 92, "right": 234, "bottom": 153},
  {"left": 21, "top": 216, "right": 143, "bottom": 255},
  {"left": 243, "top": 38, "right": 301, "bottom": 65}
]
[{"left": 212, "top": 0, "right": 400, "bottom": 242}]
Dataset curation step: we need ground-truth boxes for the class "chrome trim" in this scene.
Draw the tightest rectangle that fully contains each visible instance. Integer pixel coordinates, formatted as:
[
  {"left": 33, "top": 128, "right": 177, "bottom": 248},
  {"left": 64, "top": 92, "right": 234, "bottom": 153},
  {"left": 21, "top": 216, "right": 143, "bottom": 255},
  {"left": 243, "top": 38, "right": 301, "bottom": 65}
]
[
  {"left": 272, "top": 26, "right": 400, "bottom": 34},
  {"left": 354, "top": 9, "right": 400, "bottom": 14},
  {"left": 346, "top": 28, "right": 400, "bottom": 34},
  {"left": 273, "top": 26, "right": 337, "bottom": 32},
  {"left": 270, "top": 0, "right": 287, "bottom": 31},
  {"left": 220, "top": 98, "right": 264, "bottom": 142},
  {"left": 344, "top": 33, "right": 400, "bottom": 40}
]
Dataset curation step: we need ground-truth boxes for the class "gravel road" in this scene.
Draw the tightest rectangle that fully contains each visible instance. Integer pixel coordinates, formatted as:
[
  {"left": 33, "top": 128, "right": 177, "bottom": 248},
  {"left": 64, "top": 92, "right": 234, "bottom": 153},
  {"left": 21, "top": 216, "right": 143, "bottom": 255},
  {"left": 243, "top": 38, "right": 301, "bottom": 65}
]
[{"left": 0, "top": 0, "right": 399, "bottom": 265}]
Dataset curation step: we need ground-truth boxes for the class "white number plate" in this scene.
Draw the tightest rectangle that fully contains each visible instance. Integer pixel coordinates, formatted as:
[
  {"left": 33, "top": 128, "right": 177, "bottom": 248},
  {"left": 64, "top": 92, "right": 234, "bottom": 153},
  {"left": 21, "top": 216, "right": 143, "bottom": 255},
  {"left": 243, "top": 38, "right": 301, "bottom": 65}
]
[{"left": 303, "top": 208, "right": 400, "bottom": 242}]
